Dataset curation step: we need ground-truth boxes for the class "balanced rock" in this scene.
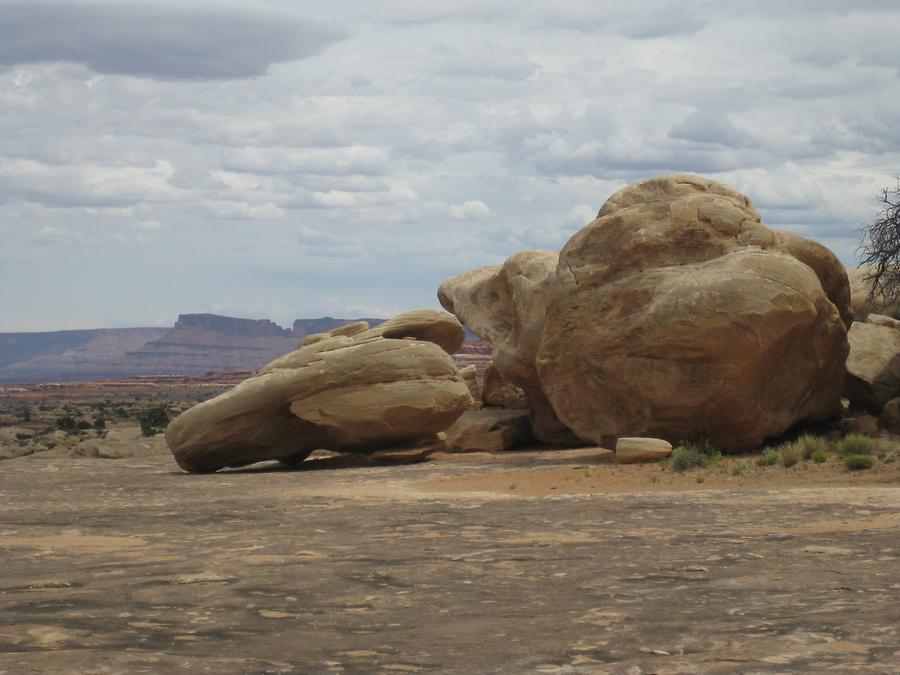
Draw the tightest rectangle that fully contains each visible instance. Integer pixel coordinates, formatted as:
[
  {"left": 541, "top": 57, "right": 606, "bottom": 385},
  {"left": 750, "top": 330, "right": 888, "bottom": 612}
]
[
  {"left": 482, "top": 363, "right": 527, "bottom": 409},
  {"left": 844, "top": 314, "right": 900, "bottom": 412},
  {"left": 615, "top": 438, "right": 673, "bottom": 463},
  {"left": 441, "top": 174, "right": 851, "bottom": 451},
  {"left": 165, "top": 310, "right": 472, "bottom": 473},
  {"left": 443, "top": 409, "right": 532, "bottom": 453}
]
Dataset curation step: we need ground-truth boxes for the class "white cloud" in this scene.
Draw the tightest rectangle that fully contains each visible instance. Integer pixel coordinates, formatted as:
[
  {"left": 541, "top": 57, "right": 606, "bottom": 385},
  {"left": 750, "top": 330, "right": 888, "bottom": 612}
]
[
  {"left": 135, "top": 219, "right": 163, "bottom": 231},
  {"left": 448, "top": 200, "right": 491, "bottom": 220},
  {"left": 31, "top": 225, "right": 83, "bottom": 244},
  {"left": 200, "top": 200, "right": 285, "bottom": 220}
]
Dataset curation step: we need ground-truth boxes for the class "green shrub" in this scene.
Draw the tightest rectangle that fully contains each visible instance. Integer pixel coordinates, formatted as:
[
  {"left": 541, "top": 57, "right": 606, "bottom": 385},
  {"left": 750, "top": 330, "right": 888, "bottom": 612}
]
[
  {"left": 139, "top": 405, "right": 170, "bottom": 437},
  {"left": 795, "top": 434, "right": 828, "bottom": 460},
  {"left": 55, "top": 415, "right": 77, "bottom": 431},
  {"left": 835, "top": 434, "right": 878, "bottom": 457},
  {"left": 756, "top": 447, "right": 779, "bottom": 466},
  {"left": 844, "top": 454, "right": 874, "bottom": 470},
  {"left": 810, "top": 448, "right": 828, "bottom": 464},
  {"left": 670, "top": 440, "right": 720, "bottom": 472},
  {"left": 731, "top": 461, "right": 751, "bottom": 477},
  {"left": 778, "top": 442, "right": 803, "bottom": 468}
]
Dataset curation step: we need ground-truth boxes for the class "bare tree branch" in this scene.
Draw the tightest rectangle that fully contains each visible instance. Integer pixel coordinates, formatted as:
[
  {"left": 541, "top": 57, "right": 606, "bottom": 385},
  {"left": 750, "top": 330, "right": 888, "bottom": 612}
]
[{"left": 859, "top": 176, "right": 900, "bottom": 303}]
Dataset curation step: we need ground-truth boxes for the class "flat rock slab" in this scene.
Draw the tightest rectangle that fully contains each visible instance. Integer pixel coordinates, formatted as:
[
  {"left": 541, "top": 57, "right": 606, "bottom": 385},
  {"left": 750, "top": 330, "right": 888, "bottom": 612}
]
[{"left": 1, "top": 454, "right": 899, "bottom": 673}]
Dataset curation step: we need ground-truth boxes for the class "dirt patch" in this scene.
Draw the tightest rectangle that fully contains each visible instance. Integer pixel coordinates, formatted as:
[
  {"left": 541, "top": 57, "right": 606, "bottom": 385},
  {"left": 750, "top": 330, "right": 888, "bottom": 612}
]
[{"left": 417, "top": 454, "right": 900, "bottom": 496}]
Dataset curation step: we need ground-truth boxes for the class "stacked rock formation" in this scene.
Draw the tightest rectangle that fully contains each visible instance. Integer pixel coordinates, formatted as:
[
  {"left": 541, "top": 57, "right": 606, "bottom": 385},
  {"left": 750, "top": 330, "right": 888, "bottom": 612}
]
[
  {"left": 440, "top": 174, "right": 851, "bottom": 451},
  {"left": 166, "top": 310, "right": 472, "bottom": 472}
]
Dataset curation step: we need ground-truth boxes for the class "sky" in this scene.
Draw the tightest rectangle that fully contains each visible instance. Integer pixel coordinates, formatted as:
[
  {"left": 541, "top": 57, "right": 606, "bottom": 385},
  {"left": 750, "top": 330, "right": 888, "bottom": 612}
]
[{"left": 2, "top": 0, "right": 899, "bottom": 331}]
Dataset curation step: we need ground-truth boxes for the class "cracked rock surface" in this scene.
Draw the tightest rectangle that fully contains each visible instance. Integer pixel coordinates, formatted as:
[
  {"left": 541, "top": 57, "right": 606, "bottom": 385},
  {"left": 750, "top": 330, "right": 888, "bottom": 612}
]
[{"left": 1, "top": 453, "right": 898, "bottom": 673}]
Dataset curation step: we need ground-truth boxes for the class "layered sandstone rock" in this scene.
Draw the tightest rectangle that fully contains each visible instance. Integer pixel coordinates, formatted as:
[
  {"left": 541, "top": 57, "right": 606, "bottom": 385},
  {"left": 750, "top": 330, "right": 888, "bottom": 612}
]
[
  {"left": 440, "top": 174, "right": 851, "bottom": 451},
  {"left": 844, "top": 314, "right": 900, "bottom": 412},
  {"left": 165, "top": 310, "right": 472, "bottom": 473},
  {"left": 443, "top": 408, "right": 532, "bottom": 453}
]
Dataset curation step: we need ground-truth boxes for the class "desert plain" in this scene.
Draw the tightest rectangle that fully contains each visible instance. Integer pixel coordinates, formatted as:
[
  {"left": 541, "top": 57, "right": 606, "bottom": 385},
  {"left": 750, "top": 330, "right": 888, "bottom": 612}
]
[{"left": 1, "top": 378, "right": 899, "bottom": 674}]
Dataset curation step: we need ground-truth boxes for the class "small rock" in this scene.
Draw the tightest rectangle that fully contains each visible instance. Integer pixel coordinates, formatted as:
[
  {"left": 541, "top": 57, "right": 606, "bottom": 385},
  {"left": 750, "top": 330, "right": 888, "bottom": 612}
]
[
  {"left": 879, "top": 397, "right": 900, "bottom": 434},
  {"left": 615, "top": 437, "right": 673, "bottom": 463},
  {"left": 839, "top": 414, "right": 880, "bottom": 437}
]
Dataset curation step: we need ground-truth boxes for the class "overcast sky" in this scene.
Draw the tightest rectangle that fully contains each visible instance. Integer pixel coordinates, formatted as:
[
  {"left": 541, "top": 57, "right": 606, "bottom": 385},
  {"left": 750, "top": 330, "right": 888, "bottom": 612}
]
[{"left": 2, "top": 0, "right": 899, "bottom": 331}]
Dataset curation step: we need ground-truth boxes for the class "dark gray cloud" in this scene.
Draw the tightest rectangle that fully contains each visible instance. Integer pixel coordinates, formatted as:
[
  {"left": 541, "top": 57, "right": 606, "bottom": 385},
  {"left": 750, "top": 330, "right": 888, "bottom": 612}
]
[{"left": 0, "top": 1, "right": 345, "bottom": 80}]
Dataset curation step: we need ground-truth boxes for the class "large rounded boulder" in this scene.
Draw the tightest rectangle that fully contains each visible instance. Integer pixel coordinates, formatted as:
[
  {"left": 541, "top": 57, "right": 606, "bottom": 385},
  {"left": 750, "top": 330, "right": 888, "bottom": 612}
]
[
  {"left": 537, "top": 174, "right": 849, "bottom": 450},
  {"left": 440, "top": 174, "right": 851, "bottom": 451}
]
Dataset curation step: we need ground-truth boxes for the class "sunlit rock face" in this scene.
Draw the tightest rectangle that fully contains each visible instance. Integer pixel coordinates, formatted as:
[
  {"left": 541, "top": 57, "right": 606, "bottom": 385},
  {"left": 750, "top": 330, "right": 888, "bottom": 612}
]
[
  {"left": 165, "top": 310, "right": 472, "bottom": 473},
  {"left": 441, "top": 174, "right": 851, "bottom": 451}
]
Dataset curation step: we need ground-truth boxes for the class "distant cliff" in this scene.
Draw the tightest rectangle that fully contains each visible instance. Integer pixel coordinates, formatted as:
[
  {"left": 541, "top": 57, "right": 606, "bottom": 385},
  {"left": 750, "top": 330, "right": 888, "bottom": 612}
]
[
  {"left": 0, "top": 315, "right": 386, "bottom": 383},
  {"left": 0, "top": 328, "right": 170, "bottom": 382}
]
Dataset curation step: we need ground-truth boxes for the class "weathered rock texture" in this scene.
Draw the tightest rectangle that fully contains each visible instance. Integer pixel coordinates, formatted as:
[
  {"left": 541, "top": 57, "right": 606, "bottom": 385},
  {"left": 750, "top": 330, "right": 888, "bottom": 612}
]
[
  {"left": 443, "top": 409, "right": 532, "bottom": 453},
  {"left": 845, "top": 314, "right": 900, "bottom": 412},
  {"left": 482, "top": 363, "right": 528, "bottom": 409},
  {"left": 439, "top": 250, "right": 578, "bottom": 443},
  {"left": 165, "top": 310, "right": 472, "bottom": 472},
  {"left": 441, "top": 174, "right": 851, "bottom": 450}
]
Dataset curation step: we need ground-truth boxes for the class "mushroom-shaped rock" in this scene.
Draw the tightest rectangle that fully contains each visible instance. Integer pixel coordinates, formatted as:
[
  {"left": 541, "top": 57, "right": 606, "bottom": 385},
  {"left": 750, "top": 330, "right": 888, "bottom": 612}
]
[
  {"left": 165, "top": 310, "right": 472, "bottom": 472},
  {"left": 537, "top": 174, "right": 849, "bottom": 450}
]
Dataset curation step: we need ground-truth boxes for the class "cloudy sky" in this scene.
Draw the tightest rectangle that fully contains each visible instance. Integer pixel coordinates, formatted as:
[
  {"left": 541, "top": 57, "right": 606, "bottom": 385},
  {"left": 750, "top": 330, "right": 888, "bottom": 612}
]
[{"left": 2, "top": 0, "right": 899, "bottom": 331}]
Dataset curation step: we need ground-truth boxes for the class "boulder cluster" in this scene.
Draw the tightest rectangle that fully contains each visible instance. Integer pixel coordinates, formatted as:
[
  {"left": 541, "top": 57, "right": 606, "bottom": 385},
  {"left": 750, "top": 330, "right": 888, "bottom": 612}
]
[
  {"left": 166, "top": 310, "right": 472, "bottom": 472},
  {"left": 440, "top": 174, "right": 851, "bottom": 451},
  {"left": 167, "top": 173, "right": 873, "bottom": 472}
]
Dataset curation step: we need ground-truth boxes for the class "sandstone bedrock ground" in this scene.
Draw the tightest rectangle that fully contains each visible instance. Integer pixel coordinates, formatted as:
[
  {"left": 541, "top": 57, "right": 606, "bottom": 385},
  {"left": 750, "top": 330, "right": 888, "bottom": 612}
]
[{"left": 1, "top": 453, "right": 898, "bottom": 673}]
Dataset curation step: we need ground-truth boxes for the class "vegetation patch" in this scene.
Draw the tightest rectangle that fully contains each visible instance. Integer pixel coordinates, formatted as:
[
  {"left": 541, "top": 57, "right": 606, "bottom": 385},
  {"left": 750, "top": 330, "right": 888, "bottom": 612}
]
[
  {"left": 835, "top": 434, "right": 878, "bottom": 457},
  {"left": 844, "top": 454, "right": 874, "bottom": 471},
  {"left": 670, "top": 440, "right": 721, "bottom": 472}
]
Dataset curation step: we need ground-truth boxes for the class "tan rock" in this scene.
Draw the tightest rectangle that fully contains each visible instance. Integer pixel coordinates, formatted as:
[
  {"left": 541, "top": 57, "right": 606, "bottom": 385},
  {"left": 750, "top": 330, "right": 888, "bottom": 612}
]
[
  {"left": 459, "top": 365, "right": 481, "bottom": 409},
  {"left": 443, "top": 409, "right": 532, "bottom": 453},
  {"left": 538, "top": 175, "right": 849, "bottom": 451},
  {"left": 482, "top": 363, "right": 527, "bottom": 409},
  {"left": 615, "top": 438, "right": 673, "bottom": 463},
  {"left": 165, "top": 310, "right": 472, "bottom": 473},
  {"left": 439, "top": 250, "right": 578, "bottom": 443},
  {"left": 441, "top": 175, "right": 849, "bottom": 451},
  {"left": 844, "top": 316, "right": 900, "bottom": 412}
]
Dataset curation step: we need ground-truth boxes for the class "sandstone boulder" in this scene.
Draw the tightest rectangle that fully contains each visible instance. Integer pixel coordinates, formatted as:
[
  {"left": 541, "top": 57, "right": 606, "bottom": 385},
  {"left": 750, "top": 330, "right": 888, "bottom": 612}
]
[
  {"left": 443, "top": 409, "right": 532, "bottom": 453},
  {"left": 441, "top": 174, "right": 850, "bottom": 451},
  {"left": 538, "top": 175, "right": 849, "bottom": 450},
  {"left": 615, "top": 438, "right": 673, "bottom": 463},
  {"left": 165, "top": 310, "right": 472, "bottom": 473},
  {"left": 844, "top": 315, "right": 900, "bottom": 412},
  {"left": 482, "top": 363, "right": 527, "bottom": 409}
]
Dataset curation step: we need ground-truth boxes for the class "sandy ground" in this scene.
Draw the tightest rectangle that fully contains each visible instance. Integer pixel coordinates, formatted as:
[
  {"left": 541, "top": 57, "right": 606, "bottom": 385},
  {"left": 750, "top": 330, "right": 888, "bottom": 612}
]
[{"left": 1, "top": 446, "right": 899, "bottom": 673}]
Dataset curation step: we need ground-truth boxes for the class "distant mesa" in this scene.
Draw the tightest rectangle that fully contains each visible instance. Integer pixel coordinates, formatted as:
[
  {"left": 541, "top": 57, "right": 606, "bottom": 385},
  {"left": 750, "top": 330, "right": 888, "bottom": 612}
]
[{"left": 0, "top": 314, "right": 403, "bottom": 383}]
